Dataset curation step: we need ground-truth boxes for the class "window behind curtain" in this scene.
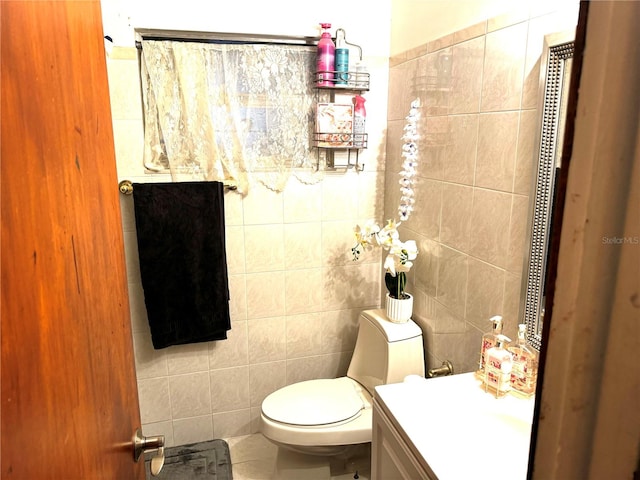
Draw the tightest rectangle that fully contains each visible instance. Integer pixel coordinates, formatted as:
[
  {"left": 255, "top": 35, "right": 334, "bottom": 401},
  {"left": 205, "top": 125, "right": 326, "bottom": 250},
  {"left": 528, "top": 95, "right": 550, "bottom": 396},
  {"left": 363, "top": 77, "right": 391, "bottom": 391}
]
[{"left": 140, "top": 40, "right": 323, "bottom": 194}]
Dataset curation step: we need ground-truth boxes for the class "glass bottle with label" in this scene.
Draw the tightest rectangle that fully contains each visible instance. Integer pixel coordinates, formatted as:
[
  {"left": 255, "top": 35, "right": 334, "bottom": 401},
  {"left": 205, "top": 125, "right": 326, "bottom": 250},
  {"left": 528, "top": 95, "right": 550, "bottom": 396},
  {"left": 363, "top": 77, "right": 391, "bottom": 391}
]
[{"left": 508, "top": 324, "right": 538, "bottom": 398}]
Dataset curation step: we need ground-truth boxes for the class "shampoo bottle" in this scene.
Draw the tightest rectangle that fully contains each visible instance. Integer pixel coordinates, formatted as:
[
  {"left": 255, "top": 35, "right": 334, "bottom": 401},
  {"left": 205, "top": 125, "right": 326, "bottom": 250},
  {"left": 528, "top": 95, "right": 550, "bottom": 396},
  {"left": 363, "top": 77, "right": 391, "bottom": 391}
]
[
  {"left": 317, "top": 23, "right": 335, "bottom": 87},
  {"left": 335, "top": 28, "right": 349, "bottom": 86},
  {"left": 483, "top": 334, "right": 512, "bottom": 398},
  {"left": 352, "top": 95, "right": 366, "bottom": 147},
  {"left": 508, "top": 324, "right": 538, "bottom": 398},
  {"left": 477, "top": 315, "right": 503, "bottom": 376}
]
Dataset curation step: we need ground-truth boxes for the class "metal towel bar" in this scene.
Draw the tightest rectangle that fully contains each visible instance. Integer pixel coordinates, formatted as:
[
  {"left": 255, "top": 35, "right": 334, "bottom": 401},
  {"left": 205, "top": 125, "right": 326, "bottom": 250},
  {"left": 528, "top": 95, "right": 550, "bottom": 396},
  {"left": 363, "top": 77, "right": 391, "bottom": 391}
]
[{"left": 118, "top": 179, "right": 237, "bottom": 195}]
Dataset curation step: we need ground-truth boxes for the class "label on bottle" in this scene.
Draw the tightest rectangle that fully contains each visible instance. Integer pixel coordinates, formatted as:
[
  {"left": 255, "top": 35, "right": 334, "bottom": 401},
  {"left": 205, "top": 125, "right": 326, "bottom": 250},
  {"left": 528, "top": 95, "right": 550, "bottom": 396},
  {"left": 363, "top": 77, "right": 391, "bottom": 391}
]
[
  {"left": 479, "top": 338, "right": 495, "bottom": 370},
  {"left": 317, "top": 52, "right": 335, "bottom": 86},
  {"left": 352, "top": 114, "right": 366, "bottom": 147},
  {"left": 335, "top": 49, "right": 349, "bottom": 85},
  {"left": 484, "top": 349, "right": 512, "bottom": 395}
]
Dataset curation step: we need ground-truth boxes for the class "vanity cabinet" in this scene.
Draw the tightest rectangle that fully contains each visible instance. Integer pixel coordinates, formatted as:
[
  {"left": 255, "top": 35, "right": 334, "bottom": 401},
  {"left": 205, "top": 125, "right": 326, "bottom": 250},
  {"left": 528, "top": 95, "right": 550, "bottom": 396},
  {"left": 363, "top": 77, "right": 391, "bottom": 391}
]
[
  {"left": 372, "top": 396, "right": 434, "bottom": 480},
  {"left": 371, "top": 373, "right": 535, "bottom": 480}
]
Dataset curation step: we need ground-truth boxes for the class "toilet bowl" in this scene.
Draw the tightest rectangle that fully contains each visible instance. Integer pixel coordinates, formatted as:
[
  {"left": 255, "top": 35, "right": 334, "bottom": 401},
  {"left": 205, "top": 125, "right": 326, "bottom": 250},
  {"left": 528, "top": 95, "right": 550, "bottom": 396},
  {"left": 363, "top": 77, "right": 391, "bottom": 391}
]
[{"left": 260, "top": 309, "right": 424, "bottom": 456}]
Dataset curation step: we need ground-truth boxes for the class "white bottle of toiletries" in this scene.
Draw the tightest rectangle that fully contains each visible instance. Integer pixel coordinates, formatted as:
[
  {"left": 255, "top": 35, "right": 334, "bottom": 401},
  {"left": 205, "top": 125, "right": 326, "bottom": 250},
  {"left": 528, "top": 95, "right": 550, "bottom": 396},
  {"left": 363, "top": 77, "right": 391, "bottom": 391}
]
[
  {"left": 483, "top": 334, "right": 512, "bottom": 398},
  {"left": 477, "top": 315, "right": 503, "bottom": 377}
]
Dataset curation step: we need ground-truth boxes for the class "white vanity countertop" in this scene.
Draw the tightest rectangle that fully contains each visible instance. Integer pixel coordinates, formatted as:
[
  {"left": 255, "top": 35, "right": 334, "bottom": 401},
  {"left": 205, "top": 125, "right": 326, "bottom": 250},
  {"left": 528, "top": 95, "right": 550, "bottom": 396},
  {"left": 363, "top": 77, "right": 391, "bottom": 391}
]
[{"left": 374, "top": 372, "right": 535, "bottom": 480}]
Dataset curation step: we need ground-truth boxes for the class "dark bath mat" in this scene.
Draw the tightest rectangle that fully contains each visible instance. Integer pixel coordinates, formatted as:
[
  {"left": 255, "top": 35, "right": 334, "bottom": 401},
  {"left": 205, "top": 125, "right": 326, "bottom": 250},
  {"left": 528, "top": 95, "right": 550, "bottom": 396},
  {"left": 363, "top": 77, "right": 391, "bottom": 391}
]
[{"left": 145, "top": 439, "right": 233, "bottom": 480}]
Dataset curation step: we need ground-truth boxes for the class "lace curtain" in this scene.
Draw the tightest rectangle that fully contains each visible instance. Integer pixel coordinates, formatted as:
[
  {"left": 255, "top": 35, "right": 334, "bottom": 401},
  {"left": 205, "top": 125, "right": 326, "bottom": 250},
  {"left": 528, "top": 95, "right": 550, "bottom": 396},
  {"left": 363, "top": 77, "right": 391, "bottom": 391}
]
[{"left": 140, "top": 40, "right": 322, "bottom": 194}]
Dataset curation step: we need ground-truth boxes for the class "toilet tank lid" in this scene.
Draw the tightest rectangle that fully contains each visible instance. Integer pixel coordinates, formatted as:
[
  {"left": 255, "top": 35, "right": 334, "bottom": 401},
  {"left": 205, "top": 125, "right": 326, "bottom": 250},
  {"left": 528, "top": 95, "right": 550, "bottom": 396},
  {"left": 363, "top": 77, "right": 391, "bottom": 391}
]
[{"left": 361, "top": 309, "right": 423, "bottom": 342}]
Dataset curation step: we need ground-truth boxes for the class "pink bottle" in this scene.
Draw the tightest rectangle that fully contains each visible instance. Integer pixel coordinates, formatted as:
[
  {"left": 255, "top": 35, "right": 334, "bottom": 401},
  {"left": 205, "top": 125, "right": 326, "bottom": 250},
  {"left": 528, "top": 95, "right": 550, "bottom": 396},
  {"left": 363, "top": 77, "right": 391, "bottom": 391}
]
[
  {"left": 352, "top": 95, "right": 366, "bottom": 147},
  {"left": 317, "top": 23, "right": 335, "bottom": 87}
]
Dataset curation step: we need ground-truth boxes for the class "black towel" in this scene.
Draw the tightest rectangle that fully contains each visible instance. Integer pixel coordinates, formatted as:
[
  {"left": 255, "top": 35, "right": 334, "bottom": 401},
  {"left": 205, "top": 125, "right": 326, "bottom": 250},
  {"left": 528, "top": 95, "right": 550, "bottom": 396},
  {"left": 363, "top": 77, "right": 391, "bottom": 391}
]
[{"left": 132, "top": 182, "right": 230, "bottom": 349}]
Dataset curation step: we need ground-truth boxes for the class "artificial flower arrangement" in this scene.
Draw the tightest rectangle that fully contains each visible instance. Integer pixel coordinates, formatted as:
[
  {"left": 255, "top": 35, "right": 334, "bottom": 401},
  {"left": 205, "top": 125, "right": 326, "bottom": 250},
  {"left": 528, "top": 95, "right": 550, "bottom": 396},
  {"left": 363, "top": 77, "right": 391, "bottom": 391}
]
[{"left": 351, "top": 98, "right": 421, "bottom": 301}]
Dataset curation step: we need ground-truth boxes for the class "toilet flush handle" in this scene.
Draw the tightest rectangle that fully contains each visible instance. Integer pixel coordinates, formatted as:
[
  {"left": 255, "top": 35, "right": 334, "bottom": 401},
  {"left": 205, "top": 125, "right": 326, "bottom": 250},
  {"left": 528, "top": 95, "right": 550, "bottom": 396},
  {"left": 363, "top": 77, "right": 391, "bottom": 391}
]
[{"left": 132, "top": 428, "right": 165, "bottom": 476}]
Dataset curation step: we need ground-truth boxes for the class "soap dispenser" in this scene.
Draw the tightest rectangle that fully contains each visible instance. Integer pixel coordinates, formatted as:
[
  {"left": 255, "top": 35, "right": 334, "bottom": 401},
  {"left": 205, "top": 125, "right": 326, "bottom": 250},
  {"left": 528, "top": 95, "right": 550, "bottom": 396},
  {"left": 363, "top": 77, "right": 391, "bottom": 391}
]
[
  {"left": 508, "top": 324, "right": 538, "bottom": 398},
  {"left": 483, "top": 334, "right": 512, "bottom": 398},
  {"left": 476, "top": 315, "right": 503, "bottom": 378}
]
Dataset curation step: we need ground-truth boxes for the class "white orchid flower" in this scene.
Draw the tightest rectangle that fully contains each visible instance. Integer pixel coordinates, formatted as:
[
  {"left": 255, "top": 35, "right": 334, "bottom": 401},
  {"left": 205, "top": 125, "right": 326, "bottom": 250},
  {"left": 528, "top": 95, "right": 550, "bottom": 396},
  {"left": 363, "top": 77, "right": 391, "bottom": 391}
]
[{"left": 377, "top": 219, "right": 401, "bottom": 249}]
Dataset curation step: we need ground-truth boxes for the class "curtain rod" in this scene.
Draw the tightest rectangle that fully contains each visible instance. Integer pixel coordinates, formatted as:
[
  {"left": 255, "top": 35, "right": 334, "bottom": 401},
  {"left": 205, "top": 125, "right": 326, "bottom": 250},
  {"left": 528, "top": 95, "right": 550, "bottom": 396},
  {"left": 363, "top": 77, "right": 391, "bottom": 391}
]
[{"left": 134, "top": 28, "right": 318, "bottom": 48}]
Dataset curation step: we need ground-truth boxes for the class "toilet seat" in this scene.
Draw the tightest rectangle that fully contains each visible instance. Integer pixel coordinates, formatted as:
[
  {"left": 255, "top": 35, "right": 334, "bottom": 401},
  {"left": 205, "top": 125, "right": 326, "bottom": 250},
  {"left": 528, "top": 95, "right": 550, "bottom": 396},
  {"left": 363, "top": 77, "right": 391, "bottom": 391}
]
[
  {"left": 262, "top": 377, "right": 364, "bottom": 427},
  {"left": 260, "top": 377, "right": 373, "bottom": 448}
]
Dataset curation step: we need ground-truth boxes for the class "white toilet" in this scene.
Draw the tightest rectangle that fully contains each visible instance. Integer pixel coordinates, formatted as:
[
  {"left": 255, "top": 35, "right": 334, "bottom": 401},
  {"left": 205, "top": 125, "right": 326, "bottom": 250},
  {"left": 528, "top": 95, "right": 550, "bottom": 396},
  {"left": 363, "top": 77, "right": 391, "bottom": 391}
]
[{"left": 260, "top": 309, "right": 425, "bottom": 456}]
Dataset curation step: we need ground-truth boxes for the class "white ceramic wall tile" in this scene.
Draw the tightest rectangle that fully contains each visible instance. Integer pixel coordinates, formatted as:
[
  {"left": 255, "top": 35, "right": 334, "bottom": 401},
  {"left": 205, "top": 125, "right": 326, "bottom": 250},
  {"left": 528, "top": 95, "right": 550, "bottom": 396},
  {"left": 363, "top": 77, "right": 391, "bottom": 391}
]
[
  {"left": 321, "top": 220, "right": 359, "bottom": 267},
  {"left": 468, "top": 188, "right": 512, "bottom": 268},
  {"left": 450, "top": 37, "right": 485, "bottom": 115},
  {"left": 412, "top": 178, "right": 442, "bottom": 240},
  {"left": 514, "top": 109, "right": 538, "bottom": 194},
  {"left": 228, "top": 274, "right": 248, "bottom": 322},
  {"left": 248, "top": 361, "right": 286, "bottom": 408},
  {"left": 245, "top": 272, "right": 286, "bottom": 319},
  {"left": 213, "top": 409, "right": 251, "bottom": 438},
  {"left": 357, "top": 171, "right": 385, "bottom": 220},
  {"left": 284, "top": 268, "right": 323, "bottom": 315},
  {"left": 285, "top": 353, "right": 346, "bottom": 385},
  {"left": 413, "top": 237, "right": 439, "bottom": 298},
  {"left": 283, "top": 178, "right": 322, "bottom": 223},
  {"left": 421, "top": 115, "right": 447, "bottom": 181},
  {"left": 440, "top": 183, "right": 473, "bottom": 253},
  {"left": 242, "top": 184, "right": 283, "bottom": 225},
  {"left": 322, "top": 263, "right": 380, "bottom": 311},
  {"left": 118, "top": 194, "right": 136, "bottom": 233},
  {"left": 166, "top": 342, "right": 210, "bottom": 375},
  {"left": 283, "top": 223, "right": 322, "bottom": 270},
  {"left": 173, "top": 415, "right": 213, "bottom": 445},
  {"left": 138, "top": 377, "right": 171, "bottom": 424},
  {"left": 247, "top": 317, "right": 286, "bottom": 364},
  {"left": 321, "top": 174, "right": 359, "bottom": 222},
  {"left": 210, "top": 366, "right": 250, "bottom": 413},
  {"left": 435, "top": 246, "right": 469, "bottom": 318},
  {"left": 133, "top": 332, "right": 168, "bottom": 379},
  {"left": 225, "top": 226, "right": 246, "bottom": 275},
  {"left": 122, "top": 230, "right": 141, "bottom": 283},
  {"left": 506, "top": 194, "right": 531, "bottom": 273},
  {"left": 128, "top": 281, "right": 149, "bottom": 334},
  {"left": 285, "top": 312, "right": 324, "bottom": 358},
  {"left": 112, "top": 119, "right": 144, "bottom": 178},
  {"left": 502, "top": 272, "right": 523, "bottom": 340},
  {"left": 168, "top": 372, "right": 212, "bottom": 419},
  {"left": 320, "top": 309, "right": 361, "bottom": 354},
  {"left": 209, "top": 320, "right": 249, "bottom": 369},
  {"left": 106, "top": 56, "right": 142, "bottom": 121},
  {"left": 224, "top": 190, "right": 244, "bottom": 226},
  {"left": 441, "top": 114, "right": 479, "bottom": 185},
  {"left": 243, "top": 225, "right": 284, "bottom": 273},
  {"left": 465, "top": 257, "right": 506, "bottom": 330},
  {"left": 475, "top": 111, "right": 520, "bottom": 192},
  {"left": 480, "top": 23, "right": 528, "bottom": 112},
  {"left": 249, "top": 406, "right": 263, "bottom": 434}
]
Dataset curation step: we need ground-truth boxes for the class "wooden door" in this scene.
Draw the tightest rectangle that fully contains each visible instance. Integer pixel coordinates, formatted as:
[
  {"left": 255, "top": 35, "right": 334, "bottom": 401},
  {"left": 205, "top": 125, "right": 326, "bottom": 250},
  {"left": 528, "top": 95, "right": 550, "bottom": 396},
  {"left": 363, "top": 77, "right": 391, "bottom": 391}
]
[{"left": 1, "top": 1, "right": 145, "bottom": 478}]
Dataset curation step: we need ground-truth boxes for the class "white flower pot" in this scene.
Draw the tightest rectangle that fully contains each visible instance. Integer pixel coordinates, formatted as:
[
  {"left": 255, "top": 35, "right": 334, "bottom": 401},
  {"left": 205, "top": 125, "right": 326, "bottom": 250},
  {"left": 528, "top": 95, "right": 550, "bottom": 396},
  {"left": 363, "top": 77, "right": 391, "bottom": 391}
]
[{"left": 385, "top": 293, "right": 413, "bottom": 323}]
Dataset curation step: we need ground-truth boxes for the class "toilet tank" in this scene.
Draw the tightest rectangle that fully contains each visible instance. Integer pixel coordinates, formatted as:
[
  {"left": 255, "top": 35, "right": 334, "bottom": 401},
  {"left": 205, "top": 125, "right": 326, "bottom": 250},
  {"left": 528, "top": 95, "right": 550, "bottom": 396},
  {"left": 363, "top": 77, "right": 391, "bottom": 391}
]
[{"left": 347, "top": 309, "right": 425, "bottom": 395}]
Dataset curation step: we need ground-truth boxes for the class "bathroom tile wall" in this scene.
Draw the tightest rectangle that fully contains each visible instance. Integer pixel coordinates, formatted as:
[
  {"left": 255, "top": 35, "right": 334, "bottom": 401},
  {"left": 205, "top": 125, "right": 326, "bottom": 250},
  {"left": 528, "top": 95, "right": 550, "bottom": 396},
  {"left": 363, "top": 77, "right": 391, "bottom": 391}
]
[
  {"left": 106, "top": 45, "right": 389, "bottom": 447},
  {"left": 386, "top": 4, "right": 579, "bottom": 373}
]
